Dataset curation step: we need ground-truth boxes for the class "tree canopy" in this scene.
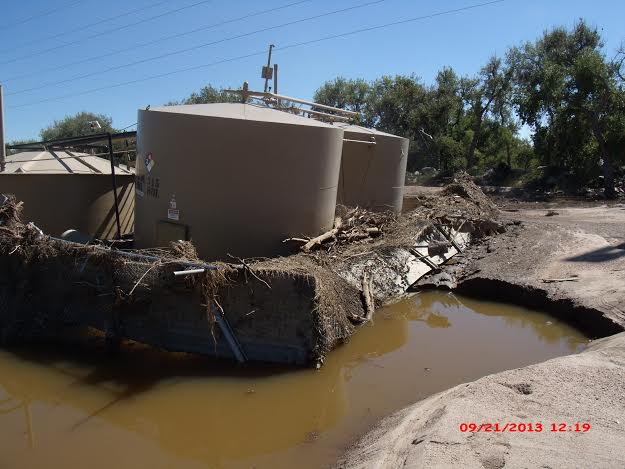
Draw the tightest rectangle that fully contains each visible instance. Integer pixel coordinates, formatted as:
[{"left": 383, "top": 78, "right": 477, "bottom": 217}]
[
  {"left": 508, "top": 20, "right": 625, "bottom": 196},
  {"left": 312, "top": 20, "right": 625, "bottom": 196},
  {"left": 167, "top": 85, "right": 239, "bottom": 105},
  {"left": 314, "top": 68, "right": 527, "bottom": 175},
  {"left": 20, "top": 20, "right": 624, "bottom": 196},
  {"left": 40, "top": 111, "right": 116, "bottom": 141}
]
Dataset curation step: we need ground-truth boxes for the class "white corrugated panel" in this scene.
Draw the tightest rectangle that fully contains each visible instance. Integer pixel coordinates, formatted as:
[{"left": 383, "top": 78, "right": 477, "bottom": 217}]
[{"left": 4, "top": 151, "right": 134, "bottom": 175}]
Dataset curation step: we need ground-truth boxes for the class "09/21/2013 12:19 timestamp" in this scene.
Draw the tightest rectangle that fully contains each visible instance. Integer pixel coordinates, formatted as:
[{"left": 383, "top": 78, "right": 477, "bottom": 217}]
[{"left": 459, "top": 422, "right": 591, "bottom": 433}]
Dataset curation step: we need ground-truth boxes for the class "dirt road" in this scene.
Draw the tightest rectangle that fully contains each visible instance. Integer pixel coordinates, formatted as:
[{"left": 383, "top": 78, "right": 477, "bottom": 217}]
[{"left": 336, "top": 201, "right": 625, "bottom": 468}]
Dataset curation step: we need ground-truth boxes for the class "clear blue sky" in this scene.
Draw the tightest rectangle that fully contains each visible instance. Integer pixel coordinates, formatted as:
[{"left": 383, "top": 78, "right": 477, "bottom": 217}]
[{"left": 1, "top": 0, "right": 624, "bottom": 141}]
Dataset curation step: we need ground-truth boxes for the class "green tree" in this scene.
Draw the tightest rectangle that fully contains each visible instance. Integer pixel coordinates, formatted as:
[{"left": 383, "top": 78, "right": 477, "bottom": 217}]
[
  {"left": 460, "top": 57, "right": 511, "bottom": 170},
  {"left": 40, "top": 112, "right": 115, "bottom": 141},
  {"left": 508, "top": 20, "right": 625, "bottom": 197},
  {"left": 5, "top": 138, "right": 37, "bottom": 155},
  {"left": 366, "top": 75, "right": 428, "bottom": 138},
  {"left": 168, "top": 85, "right": 239, "bottom": 105},
  {"left": 313, "top": 77, "right": 371, "bottom": 118},
  {"left": 313, "top": 71, "right": 526, "bottom": 174}
]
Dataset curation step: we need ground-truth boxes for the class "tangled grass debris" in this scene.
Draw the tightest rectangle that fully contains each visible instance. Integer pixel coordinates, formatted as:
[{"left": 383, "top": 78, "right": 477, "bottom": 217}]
[{"left": 0, "top": 172, "right": 507, "bottom": 364}]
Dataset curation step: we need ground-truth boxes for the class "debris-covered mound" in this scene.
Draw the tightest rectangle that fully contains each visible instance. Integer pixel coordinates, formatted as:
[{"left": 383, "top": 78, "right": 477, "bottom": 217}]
[
  {"left": 250, "top": 177, "right": 506, "bottom": 305},
  {"left": 0, "top": 176, "right": 505, "bottom": 365},
  {"left": 0, "top": 195, "right": 363, "bottom": 365},
  {"left": 441, "top": 171, "right": 499, "bottom": 216},
  {"left": 0, "top": 195, "right": 21, "bottom": 228},
  {"left": 253, "top": 255, "right": 362, "bottom": 360}
]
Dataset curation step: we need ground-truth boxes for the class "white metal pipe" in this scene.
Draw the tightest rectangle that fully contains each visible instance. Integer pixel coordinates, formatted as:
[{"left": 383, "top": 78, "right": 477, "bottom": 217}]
[
  {"left": 268, "top": 92, "right": 358, "bottom": 116},
  {"left": 343, "top": 138, "right": 376, "bottom": 146},
  {"left": 173, "top": 268, "right": 206, "bottom": 277},
  {"left": 302, "top": 108, "right": 351, "bottom": 122},
  {"left": 225, "top": 88, "right": 358, "bottom": 117}
]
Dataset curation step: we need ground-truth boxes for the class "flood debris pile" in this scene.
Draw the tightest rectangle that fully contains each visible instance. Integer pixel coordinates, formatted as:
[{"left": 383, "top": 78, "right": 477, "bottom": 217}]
[
  {"left": 278, "top": 172, "right": 507, "bottom": 303},
  {"left": 0, "top": 173, "right": 506, "bottom": 365},
  {"left": 285, "top": 206, "right": 395, "bottom": 253},
  {"left": 0, "top": 195, "right": 361, "bottom": 364}
]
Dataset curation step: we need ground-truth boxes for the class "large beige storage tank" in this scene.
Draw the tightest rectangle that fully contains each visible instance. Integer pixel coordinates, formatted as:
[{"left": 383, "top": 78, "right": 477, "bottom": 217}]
[
  {"left": 134, "top": 103, "right": 344, "bottom": 260},
  {"left": 0, "top": 150, "right": 134, "bottom": 238},
  {"left": 334, "top": 123, "right": 409, "bottom": 214}
]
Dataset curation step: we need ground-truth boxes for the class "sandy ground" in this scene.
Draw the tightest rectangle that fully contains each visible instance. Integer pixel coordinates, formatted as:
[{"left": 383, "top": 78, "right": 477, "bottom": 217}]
[
  {"left": 336, "top": 332, "right": 625, "bottom": 468},
  {"left": 337, "top": 198, "right": 625, "bottom": 468}
]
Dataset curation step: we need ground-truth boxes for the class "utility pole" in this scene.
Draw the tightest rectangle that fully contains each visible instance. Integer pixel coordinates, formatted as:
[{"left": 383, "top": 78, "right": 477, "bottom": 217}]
[
  {"left": 0, "top": 85, "right": 5, "bottom": 172},
  {"left": 262, "top": 44, "right": 275, "bottom": 93}
]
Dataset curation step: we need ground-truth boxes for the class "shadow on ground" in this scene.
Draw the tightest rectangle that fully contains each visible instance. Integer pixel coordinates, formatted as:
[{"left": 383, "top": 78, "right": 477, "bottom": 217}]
[{"left": 566, "top": 242, "right": 625, "bottom": 263}]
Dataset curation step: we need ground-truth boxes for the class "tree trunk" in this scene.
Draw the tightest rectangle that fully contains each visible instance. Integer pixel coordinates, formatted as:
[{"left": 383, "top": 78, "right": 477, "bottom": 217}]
[
  {"left": 590, "top": 114, "right": 616, "bottom": 199},
  {"left": 467, "top": 113, "right": 482, "bottom": 169},
  {"left": 506, "top": 140, "right": 512, "bottom": 168}
]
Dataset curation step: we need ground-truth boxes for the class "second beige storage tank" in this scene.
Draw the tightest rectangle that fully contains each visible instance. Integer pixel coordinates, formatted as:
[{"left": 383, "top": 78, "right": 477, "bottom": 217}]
[
  {"left": 334, "top": 124, "right": 408, "bottom": 214},
  {"left": 134, "top": 103, "right": 344, "bottom": 260},
  {"left": 0, "top": 150, "right": 134, "bottom": 238}
]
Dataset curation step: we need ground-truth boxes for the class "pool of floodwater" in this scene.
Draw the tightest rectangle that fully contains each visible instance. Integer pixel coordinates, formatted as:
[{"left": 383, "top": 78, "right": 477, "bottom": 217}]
[{"left": 0, "top": 292, "right": 588, "bottom": 469}]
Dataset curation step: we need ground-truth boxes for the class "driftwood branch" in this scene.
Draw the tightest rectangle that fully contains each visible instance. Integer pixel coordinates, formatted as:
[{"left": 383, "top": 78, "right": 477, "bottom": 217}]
[
  {"left": 361, "top": 270, "right": 375, "bottom": 322},
  {"left": 282, "top": 237, "right": 309, "bottom": 244},
  {"left": 284, "top": 207, "right": 391, "bottom": 252},
  {"left": 541, "top": 277, "right": 579, "bottom": 283},
  {"left": 302, "top": 217, "right": 343, "bottom": 252},
  {"left": 128, "top": 261, "right": 160, "bottom": 296}
]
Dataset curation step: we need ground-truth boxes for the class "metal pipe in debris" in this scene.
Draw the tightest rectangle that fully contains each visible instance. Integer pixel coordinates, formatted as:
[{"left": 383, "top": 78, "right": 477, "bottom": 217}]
[
  {"left": 49, "top": 236, "right": 218, "bottom": 271},
  {"left": 173, "top": 268, "right": 206, "bottom": 277},
  {"left": 213, "top": 305, "right": 247, "bottom": 363}
]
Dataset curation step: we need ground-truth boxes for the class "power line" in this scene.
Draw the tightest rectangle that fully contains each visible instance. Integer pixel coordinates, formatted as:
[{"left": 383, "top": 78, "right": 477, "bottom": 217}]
[
  {"left": 8, "top": 0, "right": 506, "bottom": 110},
  {"left": 0, "top": 0, "right": 170, "bottom": 55},
  {"left": 119, "top": 122, "right": 138, "bottom": 131},
  {"left": 6, "top": 0, "right": 384, "bottom": 97},
  {"left": 10, "top": 51, "right": 268, "bottom": 109},
  {"left": 1, "top": 0, "right": 86, "bottom": 31},
  {"left": 0, "top": 0, "right": 216, "bottom": 66},
  {"left": 1, "top": 0, "right": 311, "bottom": 84}
]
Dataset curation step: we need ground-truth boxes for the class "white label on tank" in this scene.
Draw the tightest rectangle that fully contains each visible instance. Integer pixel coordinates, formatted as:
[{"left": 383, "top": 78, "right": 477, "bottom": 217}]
[
  {"left": 145, "top": 152, "right": 155, "bottom": 173},
  {"left": 167, "top": 209, "right": 180, "bottom": 221},
  {"left": 169, "top": 194, "right": 177, "bottom": 209},
  {"left": 135, "top": 175, "right": 145, "bottom": 196}
]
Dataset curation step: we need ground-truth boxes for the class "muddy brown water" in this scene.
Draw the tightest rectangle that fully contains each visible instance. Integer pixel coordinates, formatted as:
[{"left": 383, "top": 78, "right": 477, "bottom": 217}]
[{"left": 0, "top": 292, "right": 588, "bottom": 469}]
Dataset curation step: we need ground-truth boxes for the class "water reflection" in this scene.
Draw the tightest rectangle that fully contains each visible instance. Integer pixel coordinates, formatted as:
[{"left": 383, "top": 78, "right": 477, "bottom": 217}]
[
  {"left": 412, "top": 292, "right": 585, "bottom": 351},
  {"left": 0, "top": 311, "right": 409, "bottom": 467},
  {"left": 0, "top": 292, "right": 588, "bottom": 469}
]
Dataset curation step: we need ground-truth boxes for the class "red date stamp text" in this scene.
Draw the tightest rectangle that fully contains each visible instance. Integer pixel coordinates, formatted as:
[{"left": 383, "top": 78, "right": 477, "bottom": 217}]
[{"left": 459, "top": 422, "right": 591, "bottom": 433}]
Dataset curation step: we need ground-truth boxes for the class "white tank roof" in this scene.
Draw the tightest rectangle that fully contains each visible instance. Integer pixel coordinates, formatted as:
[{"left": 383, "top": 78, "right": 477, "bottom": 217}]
[
  {"left": 149, "top": 103, "right": 339, "bottom": 128},
  {"left": 333, "top": 122, "right": 406, "bottom": 140},
  {"left": 3, "top": 151, "right": 134, "bottom": 175}
]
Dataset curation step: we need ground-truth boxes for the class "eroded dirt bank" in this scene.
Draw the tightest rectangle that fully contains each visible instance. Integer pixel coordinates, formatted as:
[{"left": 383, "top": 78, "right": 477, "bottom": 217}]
[
  {"left": 452, "top": 204, "right": 625, "bottom": 334},
  {"left": 337, "top": 199, "right": 625, "bottom": 468}
]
